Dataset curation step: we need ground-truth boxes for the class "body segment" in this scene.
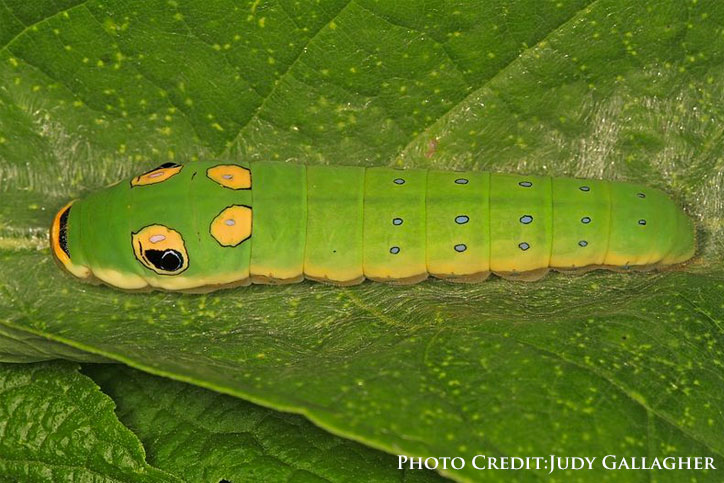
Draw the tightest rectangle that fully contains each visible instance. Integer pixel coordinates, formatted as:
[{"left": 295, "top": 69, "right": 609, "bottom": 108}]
[
  {"left": 248, "top": 162, "right": 306, "bottom": 283},
  {"left": 550, "top": 177, "right": 612, "bottom": 268},
  {"left": 363, "top": 168, "right": 427, "bottom": 283},
  {"left": 489, "top": 173, "right": 553, "bottom": 275},
  {"left": 304, "top": 165, "right": 365, "bottom": 284},
  {"left": 51, "top": 161, "right": 696, "bottom": 292},
  {"left": 425, "top": 170, "right": 490, "bottom": 280}
]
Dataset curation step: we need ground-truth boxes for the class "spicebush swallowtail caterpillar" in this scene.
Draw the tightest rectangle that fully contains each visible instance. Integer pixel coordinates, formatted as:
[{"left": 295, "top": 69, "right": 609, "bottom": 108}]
[{"left": 50, "top": 161, "right": 695, "bottom": 292}]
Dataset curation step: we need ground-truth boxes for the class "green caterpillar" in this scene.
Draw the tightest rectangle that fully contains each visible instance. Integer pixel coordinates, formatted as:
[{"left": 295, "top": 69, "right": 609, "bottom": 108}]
[{"left": 50, "top": 161, "right": 695, "bottom": 292}]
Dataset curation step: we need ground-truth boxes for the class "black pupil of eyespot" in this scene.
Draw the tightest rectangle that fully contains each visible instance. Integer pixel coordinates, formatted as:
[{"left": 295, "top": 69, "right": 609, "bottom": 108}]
[
  {"left": 58, "top": 206, "right": 71, "bottom": 258},
  {"left": 145, "top": 249, "right": 183, "bottom": 272},
  {"left": 158, "top": 162, "right": 180, "bottom": 169}
]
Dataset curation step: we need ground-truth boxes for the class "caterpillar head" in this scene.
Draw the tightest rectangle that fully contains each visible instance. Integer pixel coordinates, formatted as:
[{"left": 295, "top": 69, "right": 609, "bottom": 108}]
[{"left": 50, "top": 161, "right": 253, "bottom": 291}]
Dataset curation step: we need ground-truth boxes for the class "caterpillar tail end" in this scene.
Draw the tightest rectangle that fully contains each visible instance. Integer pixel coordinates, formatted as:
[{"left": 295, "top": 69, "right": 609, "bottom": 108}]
[{"left": 665, "top": 207, "right": 697, "bottom": 265}]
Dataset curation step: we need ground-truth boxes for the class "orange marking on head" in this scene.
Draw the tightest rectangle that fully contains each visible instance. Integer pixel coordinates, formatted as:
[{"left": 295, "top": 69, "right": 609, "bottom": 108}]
[
  {"left": 210, "top": 205, "right": 252, "bottom": 246},
  {"left": 131, "top": 163, "right": 183, "bottom": 187},
  {"left": 206, "top": 164, "right": 251, "bottom": 190}
]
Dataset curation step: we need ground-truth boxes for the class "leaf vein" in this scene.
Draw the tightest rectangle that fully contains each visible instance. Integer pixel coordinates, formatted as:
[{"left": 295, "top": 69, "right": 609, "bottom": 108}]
[
  {"left": 0, "top": 0, "right": 89, "bottom": 53},
  {"left": 503, "top": 333, "right": 724, "bottom": 458},
  {"left": 220, "top": 0, "right": 354, "bottom": 156},
  {"left": 398, "top": 0, "right": 601, "bottom": 159}
]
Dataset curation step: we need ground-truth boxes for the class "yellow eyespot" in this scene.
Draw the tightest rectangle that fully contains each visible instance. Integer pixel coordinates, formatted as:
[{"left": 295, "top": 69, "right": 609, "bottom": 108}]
[
  {"left": 131, "top": 225, "right": 189, "bottom": 275},
  {"left": 131, "top": 163, "right": 183, "bottom": 187},
  {"left": 206, "top": 164, "right": 251, "bottom": 190},
  {"left": 210, "top": 205, "right": 252, "bottom": 247}
]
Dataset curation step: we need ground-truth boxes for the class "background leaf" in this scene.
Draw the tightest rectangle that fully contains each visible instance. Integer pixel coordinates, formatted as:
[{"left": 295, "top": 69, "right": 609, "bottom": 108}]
[
  {"left": 0, "top": 361, "right": 174, "bottom": 481},
  {"left": 0, "top": 362, "right": 432, "bottom": 482},
  {"left": 0, "top": 323, "right": 108, "bottom": 363},
  {"left": 84, "top": 363, "right": 442, "bottom": 482},
  {"left": 1, "top": 0, "right": 724, "bottom": 481}
]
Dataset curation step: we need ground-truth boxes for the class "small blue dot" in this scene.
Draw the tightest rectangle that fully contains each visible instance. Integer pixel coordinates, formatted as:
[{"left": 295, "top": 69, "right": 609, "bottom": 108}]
[
  {"left": 638, "top": 219, "right": 647, "bottom": 225},
  {"left": 390, "top": 246, "right": 400, "bottom": 254},
  {"left": 454, "top": 244, "right": 467, "bottom": 252},
  {"left": 578, "top": 240, "right": 588, "bottom": 247},
  {"left": 518, "top": 181, "right": 532, "bottom": 188},
  {"left": 455, "top": 215, "right": 469, "bottom": 224},
  {"left": 518, "top": 242, "right": 530, "bottom": 251},
  {"left": 393, "top": 178, "right": 405, "bottom": 185},
  {"left": 637, "top": 193, "right": 646, "bottom": 198},
  {"left": 581, "top": 216, "right": 591, "bottom": 224},
  {"left": 392, "top": 218, "right": 403, "bottom": 225},
  {"left": 579, "top": 186, "right": 590, "bottom": 192},
  {"left": 520, "top": 215, "right": 533, "bottom": 224},
  {"left": 455, "top": 178, "right": 469, "bottom": 185}
]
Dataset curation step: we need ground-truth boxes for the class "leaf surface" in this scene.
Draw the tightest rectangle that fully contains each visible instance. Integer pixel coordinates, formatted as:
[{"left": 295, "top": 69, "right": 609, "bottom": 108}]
[
  {"left": 1, "top": 0, "right": 724, "bottom": 481},
  {"left": 85, "top": 364, "right": 443, "bottom": 482},
  {"left": 0, "top": 361, "right": 174, "bottom": 481}
]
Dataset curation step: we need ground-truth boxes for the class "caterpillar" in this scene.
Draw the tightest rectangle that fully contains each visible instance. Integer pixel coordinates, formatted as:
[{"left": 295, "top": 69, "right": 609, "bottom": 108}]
[{"left": 50, "top": 161, "right": 695, "bottom": 292}]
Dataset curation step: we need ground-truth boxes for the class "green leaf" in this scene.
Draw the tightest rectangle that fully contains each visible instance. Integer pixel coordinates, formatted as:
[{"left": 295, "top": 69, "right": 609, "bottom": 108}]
[
  {"left": 0, "top": 361, "right": 442, "bottom": 481},
  {"left": 84, "top": 363, "right": 443, "bottom": 482},
  {"left": 0, "top": 323, "right": 108, "bottom": 363},
  {"left": 1, "top": 0, "right": 724, "bottom": 482},
  {"left": 0, "top": 361, "right": 173, "bottom": 481}
]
